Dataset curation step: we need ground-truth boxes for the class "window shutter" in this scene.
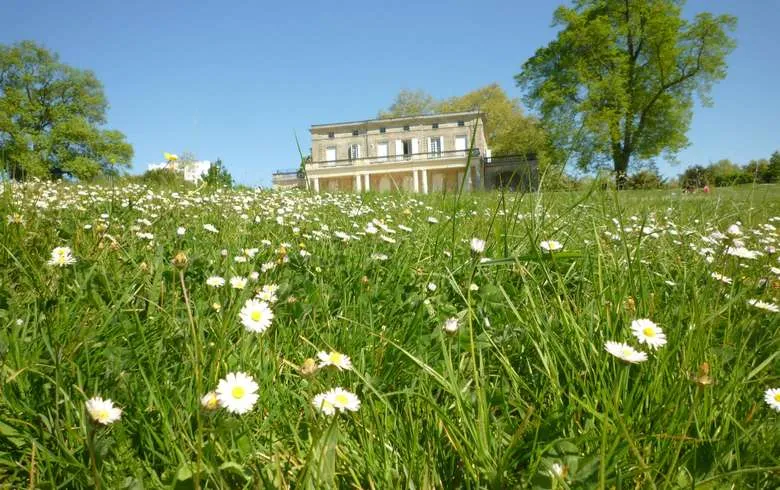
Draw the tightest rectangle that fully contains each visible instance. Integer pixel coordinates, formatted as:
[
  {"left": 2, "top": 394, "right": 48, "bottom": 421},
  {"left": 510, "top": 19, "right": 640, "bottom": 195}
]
[
  {"left": 411, "top": 138, "right": 419, "bottom": 155},
  {"left": 395, "top": 140, "right": 403, "bottom": 159},
  {"left": 427, "top": 137, "right": 431, "bottom": 155},
  {"left": 440, "top": 136, "right": 444, "bottom": 152}
]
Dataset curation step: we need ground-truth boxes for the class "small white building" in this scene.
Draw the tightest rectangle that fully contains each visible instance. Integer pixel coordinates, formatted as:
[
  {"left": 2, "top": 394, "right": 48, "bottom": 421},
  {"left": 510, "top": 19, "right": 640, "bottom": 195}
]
[{"left": 147, "top": 160, "right": 212, "bottom": 182}]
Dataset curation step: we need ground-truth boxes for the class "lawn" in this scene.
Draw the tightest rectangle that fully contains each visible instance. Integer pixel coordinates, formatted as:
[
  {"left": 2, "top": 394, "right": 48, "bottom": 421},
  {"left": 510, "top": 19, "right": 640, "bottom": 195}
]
[{"left": 0, "top": 181, "right": 778, "bottom": 488}]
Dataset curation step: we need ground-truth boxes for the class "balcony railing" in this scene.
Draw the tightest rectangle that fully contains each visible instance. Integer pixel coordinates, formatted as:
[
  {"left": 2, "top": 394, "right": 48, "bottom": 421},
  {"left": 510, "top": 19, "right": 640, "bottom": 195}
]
[{"left": 307, "top": 148, "right": 480, "bottom": 170}]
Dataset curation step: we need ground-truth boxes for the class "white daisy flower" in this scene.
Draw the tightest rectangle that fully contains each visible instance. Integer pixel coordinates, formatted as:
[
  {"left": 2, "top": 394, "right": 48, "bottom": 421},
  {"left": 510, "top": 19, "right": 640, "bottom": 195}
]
[
  {"left": 313, "top": 387, "right": 361, "bottom": 416},
  {"left": 85, "top": 397, "right": 122, "bottom": 425},
  {"left": 427, "top": 282, "right": 437, "bottom": 292},
  {"left": 328, "top": 387, "right": 361, "bottom": 412},
  {"left": 317, "top": 350, "right": 352, "bottom": 370},
  {"left": 442, "top": 317, "right": 459, "bottom": 333},
  {"left": 710, "top": 272, "right": 732, "bottom": 284},
  {"left": 203, "top": 224, "right": 219, "bottom": 233},
  {"left": 604, "top": 341, "right": 647, "bottom": 363},
  {"left": 765, "top": 388, "right": 780, "bottom": 412},
  {"left": 177, "top": 226, "right": 186, "bottom": 236},
  {"left": 630, "top": 319, "right": 667, "bottom": 349},
  {"left": 725, "top": 246, "right": 760, "bottom": 260},
  {"left": 239, "top": 299, "right": 274, "bottom": 333},
  {"left": 748, "top": 299, "right": 779, "bottom": 313},
  {"left": 312, "top": 392, "right": 336, "bottom": 415},
  {"left": 540, "top": 240, "right": 563, "bottom": 252},
  {"left": 215, "top": 372, "right": 259, "bottom": 414},
  {"left": 470, "top": 238, "right": 486, "bottom": 254},
  {"left": 201, "top": 391, "right": 219, "bottom": 410},
  {"left": 47, "top": 246, "right": 77, "bottom": 267},
  {"left": 206, "top": 276, "right": 225, "bottom": 287},
  {"left": 230, "top": 276, "right": 248, "bottom": 289}
]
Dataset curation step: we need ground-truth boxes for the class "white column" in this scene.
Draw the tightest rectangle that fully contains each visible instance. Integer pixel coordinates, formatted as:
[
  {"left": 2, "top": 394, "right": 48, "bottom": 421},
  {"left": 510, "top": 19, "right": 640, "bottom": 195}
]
[
  {"left": 313, "top": 177, "right": 320, "bottom": 193},
  {"left": 413, "top": 169, "right": 419, "bottom": 193},
  {"left": 364, "top": 173, "right": 370, "bottom": 191},
  {"left": 421, "top": 169, "right": 428, "bottom": 194},
  {"left": 355, "top": 174, "right": 362, "bottom": 192}
]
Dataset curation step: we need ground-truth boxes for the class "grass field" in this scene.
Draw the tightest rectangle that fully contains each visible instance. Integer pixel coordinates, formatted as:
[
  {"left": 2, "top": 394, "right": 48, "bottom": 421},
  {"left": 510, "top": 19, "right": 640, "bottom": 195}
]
[{"left": 0, "top": 180, "right": 778, "bottom": 488}]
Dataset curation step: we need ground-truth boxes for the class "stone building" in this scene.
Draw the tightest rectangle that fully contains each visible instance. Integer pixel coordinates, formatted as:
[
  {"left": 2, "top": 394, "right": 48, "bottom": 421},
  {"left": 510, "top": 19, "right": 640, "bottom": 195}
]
[{"left": 303, "top": 110, "right": 538, "bottom": 193}]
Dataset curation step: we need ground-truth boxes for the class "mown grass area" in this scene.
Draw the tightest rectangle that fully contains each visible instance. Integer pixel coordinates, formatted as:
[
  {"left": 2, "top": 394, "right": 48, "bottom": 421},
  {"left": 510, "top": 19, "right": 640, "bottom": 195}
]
[{"left": 0, "top": 181, "right": 778, "bottom": 488}]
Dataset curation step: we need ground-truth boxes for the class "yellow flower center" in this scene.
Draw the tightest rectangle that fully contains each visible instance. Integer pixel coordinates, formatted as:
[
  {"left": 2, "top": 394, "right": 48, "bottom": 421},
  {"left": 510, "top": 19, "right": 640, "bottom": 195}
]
[
  {"left": 775, "top": 393, "right": 780, "bottom": 403},
  {"left": 643, "top": 327, "right": 656, "bottom": 337},
  {"left": 334, "top": 394, "right": 349, "bottom": 405},
  {"left": 622, "top": 348, "right": 633, "bottom": 357},
  {"left": 328, "top": 352, "right": 343, "bottom": 364},
  {"left": 96, "top": 409, "right": 109, "bottom": 421},
  {"left": 250, "top": 310, "right": 263, "bottom": 322},
  {"left": 232, "top": 386, "right": 245, "bottom": 399}
]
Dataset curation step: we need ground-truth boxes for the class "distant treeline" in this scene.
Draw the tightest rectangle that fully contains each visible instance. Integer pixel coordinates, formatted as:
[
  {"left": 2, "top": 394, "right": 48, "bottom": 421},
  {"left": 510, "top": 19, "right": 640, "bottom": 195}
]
[{"left": 541, "top": 150, "right": 780, "bottom": 191}]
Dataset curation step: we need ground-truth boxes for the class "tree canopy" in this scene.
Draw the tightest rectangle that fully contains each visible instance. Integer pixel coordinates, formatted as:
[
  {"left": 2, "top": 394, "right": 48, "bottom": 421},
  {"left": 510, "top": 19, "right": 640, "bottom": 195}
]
[
  {"left": 516, "top": 0, "right": 736, "bottom": 185},
  {"left": 0, "top": 41, "right": 133, "bottom": 180},
  {"left": 378, "top": 89, "right": 438, "bottom": 119},
  {"left": 379, "top": 84, "right": 548, "bottom": 161}
]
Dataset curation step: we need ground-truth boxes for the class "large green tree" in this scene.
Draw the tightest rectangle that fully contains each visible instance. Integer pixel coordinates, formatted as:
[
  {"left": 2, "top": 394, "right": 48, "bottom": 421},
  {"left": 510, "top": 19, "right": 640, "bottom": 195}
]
[
  {"left": 516, "top": 0, "right": 736, "bottom": 185},
  {"left": 380, "top": 84, "right": 548, "bottom": 161},
  {"left": 0, "top": 41, "right": 133, "bottom": 180}
]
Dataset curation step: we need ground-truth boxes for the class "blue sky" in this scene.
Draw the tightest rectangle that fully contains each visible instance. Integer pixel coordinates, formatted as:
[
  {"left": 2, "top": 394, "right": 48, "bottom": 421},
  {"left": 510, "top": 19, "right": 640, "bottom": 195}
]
[{"left": 3, "top": 0, "right": 778, "bottom": 186}]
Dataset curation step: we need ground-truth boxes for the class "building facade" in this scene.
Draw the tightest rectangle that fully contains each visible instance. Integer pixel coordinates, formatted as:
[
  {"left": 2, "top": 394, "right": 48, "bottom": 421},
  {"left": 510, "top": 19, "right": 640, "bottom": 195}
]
[
  {"left": 148, "top": 160, "right": 212, "bottom": 182},
  {"left": 271, "top": 168, "right": 306, "bottom": 189},
  {"left": 306, "top": 111, "right": 490, "bottom": 193}
]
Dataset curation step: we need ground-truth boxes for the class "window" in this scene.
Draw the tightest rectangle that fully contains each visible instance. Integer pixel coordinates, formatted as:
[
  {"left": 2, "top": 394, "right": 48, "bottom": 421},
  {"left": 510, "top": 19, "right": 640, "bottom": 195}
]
[
  {"left": 376, "top": 141, "right": 388, "bottom": 161},
  {"left": 432, "top": 123, "right": 439, "bottom": 129},
  {"left": 328, "top": 132, "right": 335, "bottom": 138},
  {"left": 403, "top": 125, "right": 410, "bottom": 131},
  {"left": 429, "top": 136, "right": 442, "bottom": 157},
  {"left": 352, "top": 130, "right": 359, "bottom": 136},
  {"left": 379, "top": 127, "right": 386, "bottom": 133},
  {"left": 348, "top": 144, "right": 361, "bottom": 160},
  {"left": 326, "top": 146, "right": 337, "bottom": 163},
  {"left": 457, "top": 120, "right": 465, "bottom": 127}
]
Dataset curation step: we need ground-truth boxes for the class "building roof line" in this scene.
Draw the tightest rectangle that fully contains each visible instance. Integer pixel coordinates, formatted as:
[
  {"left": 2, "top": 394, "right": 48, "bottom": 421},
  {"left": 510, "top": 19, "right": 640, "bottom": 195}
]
[{"left": 310, "top": 110, "right": 483, "bottom": 130}]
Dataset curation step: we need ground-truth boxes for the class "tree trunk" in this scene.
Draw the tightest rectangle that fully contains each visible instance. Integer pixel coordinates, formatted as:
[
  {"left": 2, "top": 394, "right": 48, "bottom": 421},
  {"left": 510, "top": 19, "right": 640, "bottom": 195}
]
[{"left": 613, "top": 151, "right": 630, "bottom": 189}]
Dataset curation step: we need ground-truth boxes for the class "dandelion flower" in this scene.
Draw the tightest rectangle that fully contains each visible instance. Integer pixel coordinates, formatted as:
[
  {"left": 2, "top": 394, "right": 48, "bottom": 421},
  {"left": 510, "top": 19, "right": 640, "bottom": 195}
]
[
  {"left": 765, "top": 388, "right": 780, "bottom": 412},
  {"left": 85, "top": 397, "right": 122, "bottom": 425},
  {"left": 630, "top": 319, "right": 667, "bottom": 349},
  {"left": 215, "top": 372, "right": 259, "bottom": 414},
  {"left": 604, "top": 341, "right": 647, "bottom": 363},
  {"left": 239, "top": 298, "right": 274, "bottom": 333},
  {"left": 206, "top": 276, "right": 225, "bottom": 287},
  {"left": 201, "top": 391, "right": 219, "bottom": 410},
  {"left": 47, "top": 246, "right": 77, "bottom": 267},
  {"left": 540, "top": 240, "right": 563, "bottom": 252},
  {"left": 748, "top": 299, "right": 779, "bottom": 313},
  {"left": 317, "top": 350, "right": 352, "bottom": 370}
]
